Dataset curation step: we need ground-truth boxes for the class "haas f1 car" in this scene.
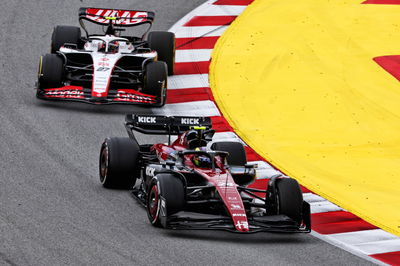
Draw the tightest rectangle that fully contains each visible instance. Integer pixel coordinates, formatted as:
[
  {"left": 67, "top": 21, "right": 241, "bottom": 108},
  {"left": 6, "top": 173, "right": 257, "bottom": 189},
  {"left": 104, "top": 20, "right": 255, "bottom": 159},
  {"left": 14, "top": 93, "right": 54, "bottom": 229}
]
[
  {"left": 99, "top": 115, "right": 311, "bottom": 233},
  {"left": 37, "top": 8, "right": 175, "bottom": 107}
]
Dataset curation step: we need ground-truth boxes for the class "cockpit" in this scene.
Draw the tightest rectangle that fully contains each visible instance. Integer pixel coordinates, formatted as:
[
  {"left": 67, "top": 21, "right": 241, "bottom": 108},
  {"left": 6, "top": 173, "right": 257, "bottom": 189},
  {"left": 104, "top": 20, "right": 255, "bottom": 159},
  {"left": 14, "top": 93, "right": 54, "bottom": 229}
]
[{"left": 84, "top": 35, "right": 134, "bottom": 53}]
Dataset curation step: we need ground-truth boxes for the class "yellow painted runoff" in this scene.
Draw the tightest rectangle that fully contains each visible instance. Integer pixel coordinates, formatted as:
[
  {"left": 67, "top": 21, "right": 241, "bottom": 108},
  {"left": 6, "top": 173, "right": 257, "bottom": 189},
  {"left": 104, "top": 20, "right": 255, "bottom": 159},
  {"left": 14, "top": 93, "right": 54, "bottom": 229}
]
[{"left": 210, "top": 0, "right": 400, "bottom": 236}]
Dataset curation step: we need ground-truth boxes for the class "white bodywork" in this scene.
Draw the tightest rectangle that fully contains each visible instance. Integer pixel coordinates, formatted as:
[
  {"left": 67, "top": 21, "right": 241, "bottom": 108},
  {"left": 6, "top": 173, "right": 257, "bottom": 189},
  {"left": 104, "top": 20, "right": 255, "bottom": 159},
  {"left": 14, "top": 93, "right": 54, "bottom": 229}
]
[{"left": 60, "top": 35, "right": 157, "bottom": 97}]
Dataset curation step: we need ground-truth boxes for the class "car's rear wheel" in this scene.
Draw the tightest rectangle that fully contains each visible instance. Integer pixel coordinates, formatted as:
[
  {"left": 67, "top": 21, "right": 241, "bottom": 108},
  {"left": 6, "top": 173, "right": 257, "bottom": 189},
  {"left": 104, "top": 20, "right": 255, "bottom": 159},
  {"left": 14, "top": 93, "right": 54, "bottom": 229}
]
[
  {"left": 211, "top": 141, "right": 247, "bottom": 166},
  {"left": 51, "top": 25, "right": 81, "bottom": 53},
  {"left": 275, "top": 178, "right": 303, "bottom": 223},
  {"left": 99, "top": 137, "right": 139, "bottom": 189},
  {"left": 147, "top": 174, "right": 185, "bottom": 227},
  {"left": 143, "top": 61, "right": 167, "bottom": 107},
  {"left": 148, "top": 31, "right": 175, "bottom": 75},
  {"left": 38, "top": 54, "right": 64, "bottom": 89}
]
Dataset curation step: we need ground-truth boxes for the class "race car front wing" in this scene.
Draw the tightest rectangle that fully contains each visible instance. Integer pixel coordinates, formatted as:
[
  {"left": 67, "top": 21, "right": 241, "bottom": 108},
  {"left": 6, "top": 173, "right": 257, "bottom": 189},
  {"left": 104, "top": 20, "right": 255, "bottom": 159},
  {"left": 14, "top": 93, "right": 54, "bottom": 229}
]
[
  {"left": 36, "top": 85, "right": 160, "bottom": 106},
  {"left": 158, "top": 198, "right": 311, "bottom": 234}
]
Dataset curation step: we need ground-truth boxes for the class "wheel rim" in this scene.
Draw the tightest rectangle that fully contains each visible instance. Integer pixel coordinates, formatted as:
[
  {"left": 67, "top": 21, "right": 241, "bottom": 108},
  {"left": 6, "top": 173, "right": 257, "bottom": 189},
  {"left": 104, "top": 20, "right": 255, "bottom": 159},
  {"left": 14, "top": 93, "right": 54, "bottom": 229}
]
[
  {"left": 38, "top": 56, "right": 43, "bottom": 80},
  {"left": 148, "top": 184, "right": 160, "bottom": 223},
  {"left": 99, "top": 146, "right": 108, "bottom": 184}
]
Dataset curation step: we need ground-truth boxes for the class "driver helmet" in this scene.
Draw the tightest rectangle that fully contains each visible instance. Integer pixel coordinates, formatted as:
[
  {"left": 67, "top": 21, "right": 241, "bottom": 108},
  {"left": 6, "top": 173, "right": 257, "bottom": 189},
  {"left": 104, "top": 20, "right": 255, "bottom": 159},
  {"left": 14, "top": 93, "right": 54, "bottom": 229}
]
[
  {"left": 192, "top": 148, "right": 212, "bottom": 168},
  {"left": 91, "top": 40, "right": 106, "bottom": 52},
  {"left": 108, "top": 41, "right": 120, "bottom": 53}
]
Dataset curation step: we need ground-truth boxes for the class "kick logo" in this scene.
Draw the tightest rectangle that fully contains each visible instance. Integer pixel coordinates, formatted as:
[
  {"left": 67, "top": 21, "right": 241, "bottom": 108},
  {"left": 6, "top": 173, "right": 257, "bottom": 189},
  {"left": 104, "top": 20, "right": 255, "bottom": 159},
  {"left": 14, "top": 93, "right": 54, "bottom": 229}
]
[
  {"left": 181, "top": 118, "right": 200, "bottom": 125},
  {"left": 145, "top": 167, "right": 156, "bottom": 177},
  {"left": 138, "top": 116, "right": 156, "bottom": 123}
]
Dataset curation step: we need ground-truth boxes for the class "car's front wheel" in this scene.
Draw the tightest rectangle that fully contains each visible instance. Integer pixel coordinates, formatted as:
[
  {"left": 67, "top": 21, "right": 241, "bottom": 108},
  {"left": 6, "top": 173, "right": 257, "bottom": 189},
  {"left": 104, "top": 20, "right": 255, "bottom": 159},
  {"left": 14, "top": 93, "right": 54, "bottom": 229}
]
[
  {"left": 143, "top": 61, "right": 168, "bottom": 107},
  {"left": 38, "top": 54, "right": 64, "bottom": 89},
  {"left": 147, "top": 174, "right": 185, "bottom": 227},
  {"left": 99, "top": 137, "right": 139, "bottom": 189},
  {"left": 275, "top": 178, "right": 303, "bottom": 224}
]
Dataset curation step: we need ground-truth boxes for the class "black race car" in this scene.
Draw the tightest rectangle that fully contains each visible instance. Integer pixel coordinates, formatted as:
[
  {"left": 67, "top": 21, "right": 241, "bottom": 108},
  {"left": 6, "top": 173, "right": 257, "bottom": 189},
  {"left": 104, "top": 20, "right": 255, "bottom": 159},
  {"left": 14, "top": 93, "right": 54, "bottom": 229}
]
[
  {"left": 37, "top": 8, "right": 175, "bottom": 107},
  {"left": 99, "top": 114, "right": 311, "bottom": 233}
]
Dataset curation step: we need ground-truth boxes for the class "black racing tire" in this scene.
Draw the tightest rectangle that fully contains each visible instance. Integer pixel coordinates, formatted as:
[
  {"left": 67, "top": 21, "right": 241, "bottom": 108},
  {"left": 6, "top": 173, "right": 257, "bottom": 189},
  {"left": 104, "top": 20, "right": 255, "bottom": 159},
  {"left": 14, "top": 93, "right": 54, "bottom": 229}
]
[
  {"left": 148, "top": 31, "right": 175, "bottom": 75},
  {"left": 143, "top": 61, "right": 168, "bottom": 107},
  {"left": 38, "top": 54, "right": 64, "bottom": 88},
  {"left": 276, "top": 178, "right": 303, "bottom": 224},
  {"left": 211, "top": 141, "right": 247, "bottom": 166},
  {"left": 99, "top": 137, "right": 139, "bottom": 189},
  {"left": 51, "top": 25, "right": 81, "bottom": 53},
  {"left": 147, "top": 174, "right": 185, "bottom": 227}
]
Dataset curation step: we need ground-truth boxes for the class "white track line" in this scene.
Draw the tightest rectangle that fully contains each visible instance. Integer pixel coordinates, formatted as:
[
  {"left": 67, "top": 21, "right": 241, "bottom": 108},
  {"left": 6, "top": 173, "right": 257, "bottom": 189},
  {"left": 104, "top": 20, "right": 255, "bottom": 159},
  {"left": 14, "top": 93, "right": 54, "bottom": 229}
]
[
  {"left": 168, "top": 74, "right": 209, "bottom": 90},
  {"left": 152, "top": 100, "right": 220, "bottom": 117},
  {"left": 309, "top": 200, "right": 343, "bottom": 214},
  {"left": 302, "top": 193, "right": 328, "bottom": 203},
  {"left": 168, "top": 0, "right": 227, "bottom": 33},
  {"left": 194, "top": 4, "right": 247, "bottom": 16},
  {"left": 174, "top": 26, "right": 228, "bottom": 38},
  {"left": 176, "top": 49, "right": 212, "bottom": 62},
  {"left": 330, "top": 229, "right": 399, "bottom": 245}
]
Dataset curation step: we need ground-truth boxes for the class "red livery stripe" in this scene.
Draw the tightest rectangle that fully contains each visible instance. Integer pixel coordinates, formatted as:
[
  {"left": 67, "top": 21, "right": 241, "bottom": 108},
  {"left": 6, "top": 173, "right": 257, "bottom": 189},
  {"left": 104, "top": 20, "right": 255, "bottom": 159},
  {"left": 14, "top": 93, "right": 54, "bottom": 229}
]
[
  {"left": 370, "top": 251, "right": 400, "bottom": 265},
  {"left": 213, "top": 0, "right": 254, "bottom": 5},
  {"left": 176, "top": 37, "right": 220, "bottom": 50},
  {"left": 183, "top": 16, "right": 237, "bottom": 26},
  {"left": 363, "top": 0, "right": 400, "bottom": 4},
  {"left": 167, "top": 87, "right": 212, "bottom": 104},
  {"left": 174, "top": 61, "right": 210, "bottom": 75}
]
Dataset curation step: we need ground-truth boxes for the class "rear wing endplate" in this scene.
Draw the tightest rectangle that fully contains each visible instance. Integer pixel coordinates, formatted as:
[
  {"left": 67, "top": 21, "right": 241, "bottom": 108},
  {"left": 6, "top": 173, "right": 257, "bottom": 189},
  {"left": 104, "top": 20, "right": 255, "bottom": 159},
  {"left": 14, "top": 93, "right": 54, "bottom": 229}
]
[{"left": 125, "top": 114, "right": 212, "bottom": 136}]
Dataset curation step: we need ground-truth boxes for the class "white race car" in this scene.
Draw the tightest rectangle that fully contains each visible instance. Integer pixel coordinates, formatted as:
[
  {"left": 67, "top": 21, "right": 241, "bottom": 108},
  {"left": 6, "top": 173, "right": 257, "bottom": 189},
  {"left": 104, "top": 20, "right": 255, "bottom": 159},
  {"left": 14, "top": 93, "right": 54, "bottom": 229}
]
[{"left": 37, "top": 7, "right": 175, "bottom": 107}]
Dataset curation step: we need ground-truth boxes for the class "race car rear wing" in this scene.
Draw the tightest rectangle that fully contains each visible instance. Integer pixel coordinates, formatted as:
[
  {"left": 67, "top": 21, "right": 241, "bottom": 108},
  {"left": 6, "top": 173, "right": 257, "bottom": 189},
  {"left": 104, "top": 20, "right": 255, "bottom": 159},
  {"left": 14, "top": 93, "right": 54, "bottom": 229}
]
[
  {"left": 79, "top": 7, "right": 155, "bottom": 37},
  {"left": 125, "top": 114, "right": 212, "bottom": 138},
  {"left": 79, "top": 8, "right": 155, "bottom": 26}
]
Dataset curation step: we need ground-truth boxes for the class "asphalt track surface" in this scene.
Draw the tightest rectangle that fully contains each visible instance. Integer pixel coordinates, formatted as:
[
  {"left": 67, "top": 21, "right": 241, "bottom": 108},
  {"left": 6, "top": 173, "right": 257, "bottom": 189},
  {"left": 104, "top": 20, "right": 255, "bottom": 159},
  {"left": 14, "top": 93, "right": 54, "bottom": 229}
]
[{"left": 0, "top": 0, "right": 375, "bottom": 265}]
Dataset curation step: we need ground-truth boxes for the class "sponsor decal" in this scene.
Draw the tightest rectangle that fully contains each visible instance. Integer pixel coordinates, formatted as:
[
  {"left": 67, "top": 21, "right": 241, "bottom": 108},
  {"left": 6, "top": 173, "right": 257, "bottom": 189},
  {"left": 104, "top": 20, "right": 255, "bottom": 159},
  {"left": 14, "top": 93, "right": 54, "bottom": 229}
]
[
  {"left": 145, "top": 166, "right": 156, "bottom": 177},
  {"left": 45, "top": 90, "right": 83, "bottom": 96},
  {"left": 86, "top": 9, "right": 148, "bottom": 25},
  {"left": 138, "top": 116, "right": 156, "bottom": 123},
  {"left": 230, "top": 204, "right": 243, "bottom": 210},
  {"left": 96, "top": 67, "right": 110, "bottom": 72},
  {"left": 232, "top": 213, "right": 247, "bottom": 217},
  {"left": 217, "top": 181, "right": 235, "bottom": 187},
  {"left": 181, "top": 118, "right": 200, "bottom": 125},
  {"left": 98, "top": 62, "right": 109, "bottom": 67},
  {"left": 116, "top": 93, "right": 154, "bottom": 102},
  {"left": 228, "top": 196, "right": 238, "bottom": 200},
  {"left": 160, "top": 197, "right": 166, "bottom": 217},
  {"left": 235, "top": 221, "right": 249, "bottom": 230}
]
